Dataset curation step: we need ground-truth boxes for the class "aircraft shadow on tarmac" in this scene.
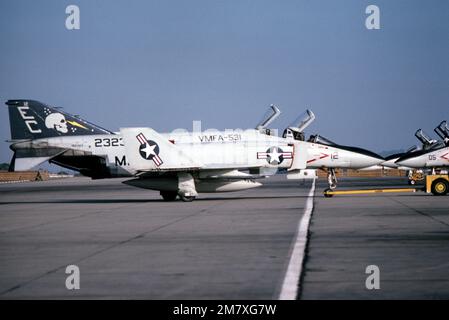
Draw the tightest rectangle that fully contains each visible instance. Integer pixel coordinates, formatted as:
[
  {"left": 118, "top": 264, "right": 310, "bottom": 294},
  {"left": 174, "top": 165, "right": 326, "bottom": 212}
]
[{"left": 0, "top": 194, "right": 310, "bottom": 205}]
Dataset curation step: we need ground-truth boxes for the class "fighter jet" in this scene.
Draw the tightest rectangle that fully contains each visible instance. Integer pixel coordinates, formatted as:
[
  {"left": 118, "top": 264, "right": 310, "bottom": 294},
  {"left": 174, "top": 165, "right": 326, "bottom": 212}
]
[
  {"left": 369, "top": 130, "right": 436, "bottom": 171},
  {"left": 5, "top": 100, "right": 384, "bottom": 201},
  {"left": 396, "top": 121, "right": 449, "bottom": 170}
]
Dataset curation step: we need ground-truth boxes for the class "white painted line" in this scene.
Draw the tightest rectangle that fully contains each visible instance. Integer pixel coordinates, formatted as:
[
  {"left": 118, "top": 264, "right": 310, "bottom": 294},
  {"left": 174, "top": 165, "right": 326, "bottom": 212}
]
[
  {"left": 0, "top": 180, "right": 29, "bottom": 184},
  {"left": 278, "top": 178, "right": 316, "bottom": 300}
]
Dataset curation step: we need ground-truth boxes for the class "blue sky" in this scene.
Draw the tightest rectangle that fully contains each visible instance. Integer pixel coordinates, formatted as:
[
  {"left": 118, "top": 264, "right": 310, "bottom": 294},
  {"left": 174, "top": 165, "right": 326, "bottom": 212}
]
[{"left": 1, "top": 0, "right": 448, "bottom": 163}]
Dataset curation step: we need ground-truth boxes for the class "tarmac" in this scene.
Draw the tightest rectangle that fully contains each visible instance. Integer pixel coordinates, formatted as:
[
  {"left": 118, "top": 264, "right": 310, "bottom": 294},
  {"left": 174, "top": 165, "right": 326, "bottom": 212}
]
[
  {"left": 0, "top": 175, "right": 448, "bottom": 299},
  {"left": 0, "top": 175, "right": 311, "bottom": 299},
  {"left": 301, "top": 177, "right": 449, "bottom": 299}
]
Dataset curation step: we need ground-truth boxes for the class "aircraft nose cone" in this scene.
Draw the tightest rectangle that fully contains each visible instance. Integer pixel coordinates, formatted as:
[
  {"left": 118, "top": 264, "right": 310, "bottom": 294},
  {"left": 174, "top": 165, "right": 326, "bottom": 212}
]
[
  {"left": 395, "top": 156, "right": 421, "bottom": 168},
  {"left": 357, "top": 154, "right": 385, "bottom": 167},
  {"left": 343, "top": 146, "right": 384, "bottom": 168},
  {"left": 394, "top": 149, "right": 429, "bottom": 168},
  {"left": 381, "top": 159, "right": 398, "bottom": 168}
]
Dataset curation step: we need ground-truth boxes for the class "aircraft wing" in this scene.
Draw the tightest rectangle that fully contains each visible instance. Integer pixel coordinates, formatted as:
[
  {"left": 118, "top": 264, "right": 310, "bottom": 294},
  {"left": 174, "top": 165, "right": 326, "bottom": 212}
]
[
  {"left": 135, "top": 168, "right": 266, "bottom": 180},
  {"left": 198, "top": 169, "right": 266, "bottom": 179},
  {"left": 120, "top": 127, "right": 202, "bottom": 172},
  {"left": 201, "top": 163, "right": 261, "bottom": 170}
]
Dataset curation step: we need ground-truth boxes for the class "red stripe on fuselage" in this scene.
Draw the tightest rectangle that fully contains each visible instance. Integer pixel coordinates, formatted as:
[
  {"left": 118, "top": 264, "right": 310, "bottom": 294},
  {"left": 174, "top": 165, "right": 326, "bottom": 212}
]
[{"left": 307, "top": 153, "right": 329, "bottom": 164}]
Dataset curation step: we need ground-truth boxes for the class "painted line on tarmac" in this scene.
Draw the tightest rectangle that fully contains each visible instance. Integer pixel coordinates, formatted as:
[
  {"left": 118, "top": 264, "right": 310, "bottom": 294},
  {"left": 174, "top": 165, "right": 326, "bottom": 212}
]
[
  {"left": 0, "top": 180, "right": 29, "bottom": 184},
  {"left": 278, "top": 178, "right": 316, "bottom": 300}
]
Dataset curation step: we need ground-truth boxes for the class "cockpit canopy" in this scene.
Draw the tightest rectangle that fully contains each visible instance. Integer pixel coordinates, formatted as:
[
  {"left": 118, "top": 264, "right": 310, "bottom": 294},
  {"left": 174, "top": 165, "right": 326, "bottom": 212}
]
[
  {"left": 288, "top": 110, "right": 315, "bottom": 133},
  {"left": 256, "top": 104, "right": 281, "bottom": 136},
  {"left": 282, "top": 109, "right": 315, "bottom": 141},
  {"left": 415, "top": 129, "right": 439, "bottom": 149},
  {"left": 434, "top": 120, "right": 449, "bottom": 145},
  {"left": 307, "top": 134, "right": 337, "bottom": 146}
]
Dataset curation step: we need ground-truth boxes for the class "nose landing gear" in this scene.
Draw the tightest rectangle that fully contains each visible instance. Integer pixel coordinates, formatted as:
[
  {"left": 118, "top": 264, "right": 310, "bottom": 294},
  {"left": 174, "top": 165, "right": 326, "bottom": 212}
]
[
  {"left": 408, "top": 170, "right": 424, "bottom": 185},
  {"left": 324, "top": 168, "right": 338, "bottom": 197},
  {"left": 327, "top": 168, "right": 338, "bottom": 189}
]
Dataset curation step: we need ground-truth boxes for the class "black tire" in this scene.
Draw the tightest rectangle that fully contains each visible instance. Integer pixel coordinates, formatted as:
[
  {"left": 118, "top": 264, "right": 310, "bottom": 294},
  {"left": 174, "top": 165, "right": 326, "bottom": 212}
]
[
  {"left": 160, "top": 191, "right": 178, "bottom": 201},
  {"left": 431, "top": 179, "right": 449, "bottom": 196},
  {"left": 324, "top": 188, "right": 334, "bottom": 198},
  {"left": 179, "top": 195, "right": 195, "bottom": 202}
]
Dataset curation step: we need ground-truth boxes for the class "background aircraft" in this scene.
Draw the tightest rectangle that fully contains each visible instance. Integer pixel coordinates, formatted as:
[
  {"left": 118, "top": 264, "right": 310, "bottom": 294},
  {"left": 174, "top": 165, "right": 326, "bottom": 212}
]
[
  {"left": 396, "top": 121, "right": 449, "bottom": 170},
  {"left": 360, "top": 123, "right": 448, "bottom": 185}
]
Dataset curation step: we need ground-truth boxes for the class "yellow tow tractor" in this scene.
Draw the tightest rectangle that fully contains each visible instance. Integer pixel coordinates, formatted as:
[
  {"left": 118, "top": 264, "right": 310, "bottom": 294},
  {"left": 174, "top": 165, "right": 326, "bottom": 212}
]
[
  {"left": 426, "top": 174, "right": 449, "bottom": 196},
  {"left": 324, "top": 174, "right": 449, "bottom": 197}
]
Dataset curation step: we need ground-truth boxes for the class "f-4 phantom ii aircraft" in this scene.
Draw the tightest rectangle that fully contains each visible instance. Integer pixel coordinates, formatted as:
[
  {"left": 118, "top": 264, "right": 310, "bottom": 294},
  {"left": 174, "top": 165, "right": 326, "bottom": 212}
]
[
  {"left": 5, "top": 100, "right": 384, "bottom": 201},
  {"left": 373, "top": 127, "right": 445, "bottom": 184},
  {"left": 372, "top": 129, "right": 440, "bottom": 171},
  {"left": 396, "top": 121, "right": 449, "bottom": 170}
]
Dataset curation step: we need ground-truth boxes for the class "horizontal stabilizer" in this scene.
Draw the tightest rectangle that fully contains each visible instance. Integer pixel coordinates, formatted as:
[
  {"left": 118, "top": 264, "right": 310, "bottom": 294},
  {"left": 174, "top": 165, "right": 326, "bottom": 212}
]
[
  {"left": 12, "top": 156, "right": 51, "bottom": 171},
  {"left": 9, "top": 146, "right": 67, "bottom": 171}
]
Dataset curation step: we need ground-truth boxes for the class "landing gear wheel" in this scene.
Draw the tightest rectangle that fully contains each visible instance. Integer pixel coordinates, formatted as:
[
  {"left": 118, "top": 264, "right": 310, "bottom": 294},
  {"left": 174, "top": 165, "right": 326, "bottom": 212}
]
[
  {"left": 160, "top": 191, "right": 178, "bottom": 201},
  {"left": 179, "top": 195, "right": 196, "bottom": 202},
  {"left": 324, "top": 188, "right": 334, "bottom": 198},
  {"left": 409, "top": 171, "right": 424, "bottom": 182},
  {"left": 431, "top": 179, "right": 448, "bottom": 196},
  {"left": 327, "top": 168, "right": 338, "bottom": 190}
]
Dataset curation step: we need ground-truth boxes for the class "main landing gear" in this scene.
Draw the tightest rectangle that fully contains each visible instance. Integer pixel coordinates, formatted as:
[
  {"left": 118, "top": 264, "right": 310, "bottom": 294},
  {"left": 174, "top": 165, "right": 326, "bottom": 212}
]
[
  {"left": 159, "top": 191, "right": 197, "bottom": 202},
  {"left": 160, "top": 173, "right": 198, "bottom": 202},
  {"left": 179, "top": 194, "right": 196, "bottom": 202},
  {"left": 160, "top": 191, "right": 177, "bottom": 201},
  {"left": 408, "top": 170, "right": 424, "bottom": 185}
]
